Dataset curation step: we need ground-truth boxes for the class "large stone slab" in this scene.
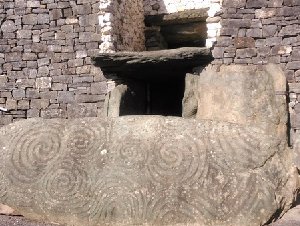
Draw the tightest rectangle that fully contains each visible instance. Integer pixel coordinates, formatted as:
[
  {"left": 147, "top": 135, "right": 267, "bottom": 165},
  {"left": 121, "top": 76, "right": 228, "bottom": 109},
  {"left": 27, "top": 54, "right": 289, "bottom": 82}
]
[{"left": 0, "top": 64, "right": 298, "bottom": 226}]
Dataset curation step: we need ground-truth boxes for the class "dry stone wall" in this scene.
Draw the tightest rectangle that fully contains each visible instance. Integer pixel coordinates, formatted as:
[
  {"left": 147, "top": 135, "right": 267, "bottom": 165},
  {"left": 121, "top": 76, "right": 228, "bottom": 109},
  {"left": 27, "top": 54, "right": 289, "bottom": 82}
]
[
  {"left": 0, "top": 0, "right": 107, "bottom": 126},
  {"left": 212, "top": 0, "right": 300, "bottom": 145},
  {"left": 99, "top": 0, "right": 145, "bottom": 53}
]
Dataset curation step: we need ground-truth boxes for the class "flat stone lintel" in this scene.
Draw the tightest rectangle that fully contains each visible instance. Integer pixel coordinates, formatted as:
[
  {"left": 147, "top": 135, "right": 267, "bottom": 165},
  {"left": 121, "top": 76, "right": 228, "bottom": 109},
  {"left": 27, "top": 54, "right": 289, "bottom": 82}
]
[
  {"left": 92, "top": 47, "right": 212, "bottom": 79},
  {"left": 145, "top": 8, "right": 209, "bottom": 26}
]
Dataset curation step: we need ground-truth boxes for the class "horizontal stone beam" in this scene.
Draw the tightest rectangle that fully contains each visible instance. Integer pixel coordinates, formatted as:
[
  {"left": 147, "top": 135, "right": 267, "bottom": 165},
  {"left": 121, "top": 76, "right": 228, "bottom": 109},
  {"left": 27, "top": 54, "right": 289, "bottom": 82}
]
[
  {"left": 92, "top": 47, "right": 212, "bottom": 79},
  {"left": 145, "top": 8, "right": 209, "bottom": 26}
]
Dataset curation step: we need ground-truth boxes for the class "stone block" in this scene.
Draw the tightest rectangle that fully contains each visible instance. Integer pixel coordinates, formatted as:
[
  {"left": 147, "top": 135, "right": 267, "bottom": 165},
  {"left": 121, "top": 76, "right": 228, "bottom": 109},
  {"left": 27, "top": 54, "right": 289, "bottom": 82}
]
[
  {"left": 292, "top": 48, "right": 300, "bottom": 60},
  {"left": 22, "top": 14, "right": 38, "bottom": 25},
  {"left": 17, "top": 30, "right": 32, "bottom": 39},
  {"left": 234, "top": 37, "right": 255, "bottom": 48},
  {"left": 223, "top": 0, "right": 246, "bottom": 8},
  {"left": 12, "top": 89, "right": 25, "bottom": 100},
  {"left": 50, "top": 9, "right": 62, "bottom": 20},
  {"left": 41, "top": 109, "right": 66, "bottom": 119},
  {"left": 36, "top": 77, "right": 52, "bottom": 89},
  {"left": 57, "top": 91, "right": 75, "bottom": 103},
  {"left": 246, "top": 28, "right": 262, "bottom": 38},
  {"left": 68, "top": 59, "right": 84, "bottom": 67},
  {"left": 67, "top": 103, "right": 98, "bottom": 118},
  {"left": 262, "top": 25, "right": 278, "bottom": 37},
  {"left": 37, "top": 14, "right": 50, "bottom": 24},
  {"left": 246, "top": 0, "right": 267, "bottom": 8},
  {"left": 40, "top": 91, "right": 58, "bottom": 100},
  {"left": 236, "top": 48, "right": 257, "bottom": 58},
  {"left": 75, "top": 94, "right": 105, "bottom": 103},
  {"left": 26, "top": 89, "right": 40, "bottom": 99},
  {"left": 23, "top": 53, "right": 37, "bottom": 61},
  {"left": 27, "top": 108, "right": 40, "bottom": 118},
  {"left": 26, "top": 1, "right": 40, "bottom": 8},
  {"left": 6, "top": 99, "right": 17, "bottom": 110},
  {"left": 5, "top": 52, "right": 22, "bottom": 62},
  {"left": 30, "top": 99, "right": 50, "bottom": 109},
  {"left": 32, "top": 43, "right": 48, "bottom": 53},
  {"left": 52, "top": 75, "right": 72, "bottom": 83},
  {"left": 91, "top": 82, "right": 107, "bottom": 95},
  {"left": 16, "top": 79, "right": 35, "bottom": 89},
  {"left": 38, "top": 66, "right": 50, "bottom": 77},
  {"left": 17, "top": 100, "right": 30, "bottom": 110},
  {"left": 287, "top": 61, "right": 300, "bottom": 70},
  {"left": 0, "top": 20, "right": 17, "bottom": 33},
  {"left": 37, "top": 58, "right": 50, "bottom": 67},
  {"left": 52, "top": 83, "right": 67, "bottom": 91},
  {"left": 73, "top": 76, "right": 93, "bottom": 83}
]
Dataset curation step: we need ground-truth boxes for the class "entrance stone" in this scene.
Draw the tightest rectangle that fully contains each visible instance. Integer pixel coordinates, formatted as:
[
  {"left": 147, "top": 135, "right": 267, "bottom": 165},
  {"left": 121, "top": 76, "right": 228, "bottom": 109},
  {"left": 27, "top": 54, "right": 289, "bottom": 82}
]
[{"left": 0, "top": 64, "right": 298, "bottom": 226}]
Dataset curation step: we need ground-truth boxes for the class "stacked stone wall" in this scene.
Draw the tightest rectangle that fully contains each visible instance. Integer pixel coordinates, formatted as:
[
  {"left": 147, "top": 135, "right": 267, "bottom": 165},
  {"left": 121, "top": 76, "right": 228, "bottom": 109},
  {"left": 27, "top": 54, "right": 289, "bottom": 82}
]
[
  {"left": 212, "top": 0, "right": 300, "bottom": 144},
  {"left": 99, "top": 0, "right": 145, "bottom": 52},
  {"left": 0, "top": 0, "right": 107, "bottom": 126}
]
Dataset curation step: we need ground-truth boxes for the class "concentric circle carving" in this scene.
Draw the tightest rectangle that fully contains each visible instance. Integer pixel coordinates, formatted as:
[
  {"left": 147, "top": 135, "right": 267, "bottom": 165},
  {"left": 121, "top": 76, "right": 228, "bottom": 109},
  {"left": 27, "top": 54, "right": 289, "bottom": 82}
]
[
  {"left": 147, "top": 134, "right": 207, "bottom": 185},
  {"left": 66, "top": 122, "right": 106, "bottom": 162},
  {"left": 90, "top": 174, "right": 147, "bottom": 225},
  {"left": 8, "top": 123, "right": 63, "bottom": 186},
  {"left": 40, "top": 159, "right": 92, "bottom": 215},
  {"left": 110, "top": 138, "right": 150, "bottom": 169}
]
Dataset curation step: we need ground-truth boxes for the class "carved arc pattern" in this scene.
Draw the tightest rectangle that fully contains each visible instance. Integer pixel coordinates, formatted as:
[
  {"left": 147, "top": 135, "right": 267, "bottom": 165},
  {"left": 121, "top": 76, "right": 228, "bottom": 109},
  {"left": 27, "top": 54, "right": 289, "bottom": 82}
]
[
  {"left": 147, "top": 133, "right": 208, "bottom": 186},
  {"left": 7, "top": 123, "right": 63, "bottom": 187},
  {"left": 90, "top": 173, "right": 149, "bottom": 225},
  {"left": 65, "top": 121, "right": 107, "bottom": 162},
  {"left": 38, "top": 159, "right": 93, "bottom": 216},
  {"left": 110, "top": 138, "right": 150, "bottom": 169}
]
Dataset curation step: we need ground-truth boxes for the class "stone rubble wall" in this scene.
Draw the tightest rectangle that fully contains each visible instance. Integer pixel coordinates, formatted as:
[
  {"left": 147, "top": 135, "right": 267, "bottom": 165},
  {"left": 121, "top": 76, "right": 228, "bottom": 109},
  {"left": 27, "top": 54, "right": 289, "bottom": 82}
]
[
  {"left": 143, "top": 0, "right": 222, "bottom": 48},
  {"left": 99, "top": 0, "right": 145, "bottom": 53},
  {"left": 212, "top": 0, "right": 300, "bottom": 145},
  {"left": 0, "top": 0, "right": 107, "bottom": 126}
]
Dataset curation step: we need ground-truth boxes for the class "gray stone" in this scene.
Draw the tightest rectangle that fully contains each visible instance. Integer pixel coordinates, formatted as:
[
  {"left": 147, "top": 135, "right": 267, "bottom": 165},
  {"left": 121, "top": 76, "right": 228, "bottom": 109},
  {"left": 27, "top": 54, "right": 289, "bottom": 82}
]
[
  {"left": 0, "top": 20, "right": 17, "bottom": 33},
  {"left": 36, "top": 77, "right": 52, "bottom": 89},
  {"left": 22, "top": 14, "right": 38, "bottom": 25},
  {"left": 0, "top": 65, "right": 297, "bottom": 226},
  {"left": 57, "top": 91, "right": 75, "bottom": 103},
  {"left": 30, "top": 99, "right": 49, "bottom": 109}
]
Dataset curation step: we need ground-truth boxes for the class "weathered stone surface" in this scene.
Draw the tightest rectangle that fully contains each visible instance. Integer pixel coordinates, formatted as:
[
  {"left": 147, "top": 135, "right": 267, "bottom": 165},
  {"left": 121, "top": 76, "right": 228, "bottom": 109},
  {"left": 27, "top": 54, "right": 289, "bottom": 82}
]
[
  {"left": 0, "top": 65, "right": 297, "bottom": 226},
  {"left": 93, "top": 47, "right": 212, "bottom": 79}
]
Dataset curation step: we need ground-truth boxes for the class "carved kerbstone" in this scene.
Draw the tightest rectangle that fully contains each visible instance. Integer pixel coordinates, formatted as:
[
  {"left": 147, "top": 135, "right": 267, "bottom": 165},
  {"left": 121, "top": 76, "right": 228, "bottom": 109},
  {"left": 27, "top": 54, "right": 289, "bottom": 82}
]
[{"left": 0, "top": 65, "right": 298, "bottom": 226}]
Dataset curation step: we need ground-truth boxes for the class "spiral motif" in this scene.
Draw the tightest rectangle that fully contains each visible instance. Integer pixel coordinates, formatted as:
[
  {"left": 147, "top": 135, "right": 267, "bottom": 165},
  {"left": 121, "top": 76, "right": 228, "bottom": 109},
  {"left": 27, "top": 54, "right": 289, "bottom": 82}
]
[
  {"left": 39, "top": 159, "right": 92, "bottom": 216},
  {"left": 90, "top": 174, "right": 148, "bottom": 225},
  {"left": 66, "top": 121, "right": 106, "bottom": 162},
  {"left": 147, "top": 133, "right": 207, "bottom": 185},
  {"left": 149, "top": 191, "right": 201, "bottom": 225},
  {"left": 110, "top": 138, "right": 150, "bottom": 169},
  {"left": 8, "top": 123, "right": 63, "bottom": 186}
]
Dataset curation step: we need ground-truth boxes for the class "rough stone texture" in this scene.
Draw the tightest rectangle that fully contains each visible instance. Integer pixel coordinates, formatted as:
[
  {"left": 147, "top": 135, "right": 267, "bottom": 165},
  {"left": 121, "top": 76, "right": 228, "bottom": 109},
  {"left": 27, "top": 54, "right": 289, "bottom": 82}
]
[
  {"left": 143, "top": 0, "right": 222, "bottom": 48},
  {"left": 212, "top": 0, "right": 300, "bottom": 145},
  {"left": 99, "top": 0, "right": 145, "bottom": 52},
  {"left": 0, "top": 65, "right": 298, "bottom": 226},
  {"left": 93, "top": 47, "right": 212, "bottom": 78},
  {"left": 0, "top": 0, "right": 107, "bottom": 126}
]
